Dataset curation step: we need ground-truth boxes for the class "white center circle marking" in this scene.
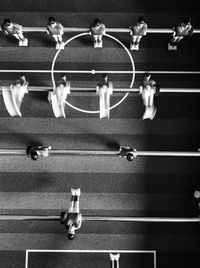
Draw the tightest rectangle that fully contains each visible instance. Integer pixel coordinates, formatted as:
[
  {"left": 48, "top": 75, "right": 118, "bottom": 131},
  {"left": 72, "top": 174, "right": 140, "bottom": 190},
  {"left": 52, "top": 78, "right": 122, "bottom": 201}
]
[{"left": 51, "top": 33, "right": 135, "bottom": 114}]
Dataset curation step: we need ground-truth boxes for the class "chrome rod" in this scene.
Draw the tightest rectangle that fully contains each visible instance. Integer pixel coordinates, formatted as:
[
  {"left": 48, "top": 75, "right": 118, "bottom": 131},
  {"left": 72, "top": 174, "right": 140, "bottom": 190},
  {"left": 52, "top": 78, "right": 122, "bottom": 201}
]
[
  {"left": 0, "top": 70, "right": 200, "bottom": 74},
  {"left": 83, "top": 216, "right": 200, "bottom": 223},
  {"left": 0, "top": 215, "right": 60, "bottom": 221},
  {"left": 1, "top": 86, "right": 200, "bottom": 93},
  {"left": 0, "top": 215, "right": 199, "bottom": 223},
  {"left": 0, "top": 148, "right": 200, "bottom": 157},
  {"left": 0, "top": 26, "right": 200, "bottom": 34}
]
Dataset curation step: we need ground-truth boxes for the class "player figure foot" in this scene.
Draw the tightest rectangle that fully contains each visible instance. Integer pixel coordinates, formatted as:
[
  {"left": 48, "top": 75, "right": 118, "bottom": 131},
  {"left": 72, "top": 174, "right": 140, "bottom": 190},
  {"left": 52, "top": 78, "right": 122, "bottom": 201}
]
[
  {"left": 56, "top": 42, "right": 60, "bottom": 50},
  {"left": 142, "top": 107, "right": 152, "bottom": 120},
  {"left": 71, "top": 188, "right": 81, "bottom": 196},
  {"left": 59, "top": 42, "right": 64, "bottom": 50},
  {"left": 168, "top": 43, "right": 177, "bottom": 51},
  {"left": 130, "top": 42, "right": 139, "bottom": 50},
  {"left": 19, "top": 38, "right": 28, "bottom": 46},
  {"left": 150, "top": 107, "right": 157, "bottom": 120}
]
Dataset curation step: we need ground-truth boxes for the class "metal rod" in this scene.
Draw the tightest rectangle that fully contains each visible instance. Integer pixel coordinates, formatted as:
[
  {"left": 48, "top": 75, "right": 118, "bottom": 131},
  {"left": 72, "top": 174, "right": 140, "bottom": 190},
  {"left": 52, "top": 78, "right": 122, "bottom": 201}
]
[
  {"left": 0, "top": 215, "right": 60, "bottom": 221},
  {"left": 0, "top": 149, "right": 26, "bottom": 155},
  {"left": 1, "top": 86, "right": 200, "bottom": 93},
  {"left": 0, "top": 215, "right": 199, "bottom": 223},
  {"left": 0, "top": 148, "right": 200, "bottom": 157},
  {"left": 137, "top": 151, "right": 200, "bottom": 157},
  {"left": 83, "top": 216, "right": 200, "bottom": 222},
  {"left": 67, "top": 87, "right": 200, "bottom": 94},
  {"left": 159, "top": 88, "right": 200, "bottom": 93},
  {"left": 0, "top": 26, "right": 200, "bottom": 33},
  {"left": 0, "top": 149, "right": 119, "bottom": 155},
  {"left": 51, "top": 149, "right": 119, "bottom": 155},
  {"left": 0, "top": 86, "right": 53, "bottom": 92},
  {"left": 136, "top": 151, "right": 200, "bottom": 157},
  {"left": 1, "top": 70, "right": 200, "bottom": 74}
]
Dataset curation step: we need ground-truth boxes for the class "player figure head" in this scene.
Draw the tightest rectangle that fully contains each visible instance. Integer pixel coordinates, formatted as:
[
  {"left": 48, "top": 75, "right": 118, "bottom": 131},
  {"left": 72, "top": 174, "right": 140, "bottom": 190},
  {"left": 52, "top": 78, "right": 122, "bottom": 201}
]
[
  {"left": 182, "top": 17, "right": 191, "bottom": 26},
  {"left": 48, "top": 16, "right": 56, "bottom": 25},
  {"left": 4, "top": 18, "right": 11, "bottom": 26},
  {"left": 68, "top": 225, "right": 75, "bottom": 240},
  {"left": 138, "top": 16, "right": 145, "bottom": 24},
  {"left": 93, "top": 19, "right": 101, "bottom": 27}
]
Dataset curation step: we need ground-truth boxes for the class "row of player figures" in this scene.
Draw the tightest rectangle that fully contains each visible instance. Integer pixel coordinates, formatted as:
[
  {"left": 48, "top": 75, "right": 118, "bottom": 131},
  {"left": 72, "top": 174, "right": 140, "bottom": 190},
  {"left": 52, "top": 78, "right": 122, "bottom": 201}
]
[
  {"left": 0, "top": 74, "right": 159, "bottom": 120},
  {"left": 4, "top": 145, "right": 197, "bottom": 161},
  {"left": 0, "top": 17, "right": 195, "bottom": 50},
  {"left": 25, "top": 145, "right": 144, "bottom": 161},
  {"left": 92, "top": 17, "right": 194, "bottom": 51},
  {"left": 0, "top": 145, "right": 142, "bottom": 161},
  {"left": 1, "top": 17, "right": 105, "bottom": 49}
]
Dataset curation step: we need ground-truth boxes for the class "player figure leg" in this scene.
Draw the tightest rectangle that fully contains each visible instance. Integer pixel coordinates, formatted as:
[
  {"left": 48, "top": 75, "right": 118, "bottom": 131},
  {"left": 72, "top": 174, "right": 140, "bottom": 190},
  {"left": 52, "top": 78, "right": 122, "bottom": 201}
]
[
  {"left": 134, "top": 36, "right": 142, "bottom": 50},
  {"left": 168, "top": 36, "right": 183, "bottom": 51},
  {"left": 52, "top": 35, "right": 60, "bottom": 49},
  {"left": 96, "top": 35, "right": 102, "bottom": 48},
  {"left": 57, "top": 34, "right": 64, "bottom": 49},
  {"left": 110, "top": 253, "right": 120, "bottom": 268},
  {"left": 93, "top": 35, "right": 98, "bottom": 47},
  {"left": 69, "top": 188, "right": 81, "bottom": 213},
  {"left": 17, "top": 32, "right": 28, "bottom": 46}
]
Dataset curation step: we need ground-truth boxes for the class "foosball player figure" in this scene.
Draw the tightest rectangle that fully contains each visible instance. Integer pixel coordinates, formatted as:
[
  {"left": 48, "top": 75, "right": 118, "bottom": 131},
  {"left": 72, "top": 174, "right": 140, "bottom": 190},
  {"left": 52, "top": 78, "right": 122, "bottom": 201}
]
[
  {"left": 60, "top": 188, "right": 82, "bottom": 240},
  {"left": 194, "top": 190, "right": 200, "bottom": 217},
  {"left": 26, "top": 145, "right": 51, "bottom": 160},
  {"left": 129, "top": 16, "right": 148, "bottom": 50},
  {"left": 168, "top": 17, "right": 193, "bottom": 50},
  {"left": 89, "top": 19, "right": 106, "bottom": 48},
  {"left": 96, "top": 74, "right": 113, "bottom": 118},
  {"left": 139, "top": 74, "right": 159, "bottom": 120},
  {"left": 119, "top": 146, "right": 137, "bottom": 161},
  {"left": 46, "top": 16, "right": 64, "bottom": 50},
  {"left": 10, "top": 75, "right": 29, "bottom": 112},
  {"left": 1, "top": 18, "right": 28, "bottom": 46}
]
